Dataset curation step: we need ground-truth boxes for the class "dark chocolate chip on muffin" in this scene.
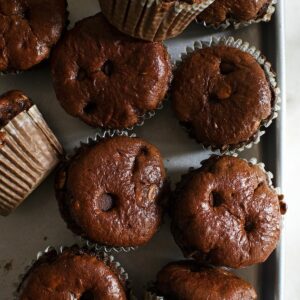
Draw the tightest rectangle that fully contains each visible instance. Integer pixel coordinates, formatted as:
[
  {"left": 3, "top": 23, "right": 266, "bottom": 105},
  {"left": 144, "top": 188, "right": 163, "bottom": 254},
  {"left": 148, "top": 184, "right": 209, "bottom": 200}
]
[
  {"left": 172, "top": 45, "right": 274, "bottom": 151},
  {"left": 0, "top": 90, "right": 32, "bottom": 127},
  {"left": 18, "top": 246, "right": 128, "bottom": 299},
  {"left": 51, "top": 13, "right": 172, "bottom": 129},
  {"left": 197, "top": 0, "right": 273, "bottom": 26},
  {"left": 170, "top": 155, "right": 286, "bottom": 268},
  {"left": 154, "top": 261, "right": 257, "bottom": 299},
  {"left": 0, "top": 0, "right": 68, "bottom": 73},
  {"left": 55, "top": 136, "right": 167, "bottom": 247}
]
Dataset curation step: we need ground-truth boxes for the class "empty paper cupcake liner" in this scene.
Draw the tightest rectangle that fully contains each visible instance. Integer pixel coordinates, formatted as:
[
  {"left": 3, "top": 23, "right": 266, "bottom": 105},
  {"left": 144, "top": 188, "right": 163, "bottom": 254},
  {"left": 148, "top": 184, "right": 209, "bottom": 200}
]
[
  {"left": 99, "top": 0, "right": 216, "bottom": 41},
  {"left": 0, "top": 105, "right": 63, "bottom": 216},
  {"left": 199, "top": 0, "right": 276, "bottom": 30},
  {"left": 174, "top": 36, "right": 281, "bottom": 154},
  {"left": 16, "top": 245, "right": 135, "bottom": 299}
]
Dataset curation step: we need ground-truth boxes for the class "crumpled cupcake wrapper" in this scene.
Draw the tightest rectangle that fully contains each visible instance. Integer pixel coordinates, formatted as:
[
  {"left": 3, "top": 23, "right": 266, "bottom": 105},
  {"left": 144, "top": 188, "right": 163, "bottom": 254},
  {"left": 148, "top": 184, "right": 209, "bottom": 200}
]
[
  {"left": 99, "top": 0, "right": 215, "bottom": 41},
  {"left": 199, "top": 0, "right": 276, "bottom": 30},
  {"left": 15, "top": 245, "right": 135, "bottom": 300},
  {"left": 0, "top": 105, "right": 63, "bottom": 216},
  {"left": 174, "top": 36, "right": 280, "bottom": 154},
  {"left": 68, "top": 129, "right": 138, "bottom": 253}
]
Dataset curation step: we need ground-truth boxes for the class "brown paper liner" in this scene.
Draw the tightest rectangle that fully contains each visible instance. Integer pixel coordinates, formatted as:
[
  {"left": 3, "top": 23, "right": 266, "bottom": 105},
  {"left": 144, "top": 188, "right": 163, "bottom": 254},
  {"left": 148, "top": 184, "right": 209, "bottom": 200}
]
[
  {"left": 0, "top": 106, "right": 63, "bottom": 216},
  {"left": 99, "top": 0, "right": 215, "bottom": 41}
]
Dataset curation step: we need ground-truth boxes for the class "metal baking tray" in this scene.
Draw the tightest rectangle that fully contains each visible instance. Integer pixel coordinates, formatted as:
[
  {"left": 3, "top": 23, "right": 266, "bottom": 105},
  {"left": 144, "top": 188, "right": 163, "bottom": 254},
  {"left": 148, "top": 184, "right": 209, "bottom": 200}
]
[{"left": 0, "top": 0, "right": 285, "bottom": 299}]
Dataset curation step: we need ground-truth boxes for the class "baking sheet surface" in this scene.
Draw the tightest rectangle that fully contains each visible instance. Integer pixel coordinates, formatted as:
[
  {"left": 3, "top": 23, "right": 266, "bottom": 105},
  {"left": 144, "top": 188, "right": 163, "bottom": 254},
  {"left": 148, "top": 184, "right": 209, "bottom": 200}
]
[{"left": 0, "top": 0, "right": 284, "bottom": 299}]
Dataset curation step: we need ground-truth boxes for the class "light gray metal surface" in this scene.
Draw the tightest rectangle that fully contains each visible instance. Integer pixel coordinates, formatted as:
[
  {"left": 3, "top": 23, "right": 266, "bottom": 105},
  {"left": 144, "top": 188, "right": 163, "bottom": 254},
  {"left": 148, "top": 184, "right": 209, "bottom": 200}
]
[{"left": 0, "top": 0, "right": 285, "bottom": 299}]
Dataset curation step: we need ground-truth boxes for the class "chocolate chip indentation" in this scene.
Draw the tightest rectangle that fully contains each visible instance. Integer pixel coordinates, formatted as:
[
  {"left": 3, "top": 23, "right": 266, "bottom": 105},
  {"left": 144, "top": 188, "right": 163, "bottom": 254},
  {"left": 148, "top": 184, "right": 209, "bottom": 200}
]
[
  {"left": 210, "top": 192, "right": 223, "bottom": 207},
  {"left": 83, "top": 101, "right": 97, "bottom": 114},
  {"left": 77, "top": 68, "right": 87, "bottom": 81},
  {"left": 21, "top": 7, "right": 31, "bottom": 20},
  {"left": 80, "top": 290, "right": 94, "bottom": 300},
  {"left": 101, "top": 60, "right": 114, "bottom": 76},
  {"left": 220, "top": 61, "right": 235, "bottom": 75},
  {"left": 98, "top": 193, "right": 116, "bottom": 212},
  {"left": 244, "top": 220, "right": 255, "bottom": 233}
]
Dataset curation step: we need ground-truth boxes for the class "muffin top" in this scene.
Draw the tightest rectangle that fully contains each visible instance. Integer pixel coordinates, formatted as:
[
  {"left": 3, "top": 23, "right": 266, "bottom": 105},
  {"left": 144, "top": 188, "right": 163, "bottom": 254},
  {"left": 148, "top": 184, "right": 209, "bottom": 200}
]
[
  {"left": 156, "top": 261, "right": 257, "bottom": 300},
  {"left": 51, "top": 13, "right": 172, "bottom": 129},
  {"left": 172, "top": 45, "right": 273, "bottom": 150},
  {"left": 19, "top": 246, "right": 127, "bottom": 300},
  {"left": 55, "top": 136, "right": 167, "bottom": 247},
  {"left": 197, "top": 0, "right": 272, "bottom": 26},
  {"left": 0, "top": 90, "right": 32, "bottom": 127},
  {"left": 0, "top": 0, "right": 67, "bottom": 72},
  {"left": 171, "top": 155, "right": 286, "bottom": 268}
]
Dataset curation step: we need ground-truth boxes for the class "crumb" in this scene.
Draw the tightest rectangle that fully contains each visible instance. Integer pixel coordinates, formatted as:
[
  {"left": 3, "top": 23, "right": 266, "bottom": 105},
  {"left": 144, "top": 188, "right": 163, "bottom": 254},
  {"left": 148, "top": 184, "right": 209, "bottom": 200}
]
[
  {"left": 43, "top": 236, "right": 48, "bottom": 241},
  {"left": 4, "top": 260, "right": 13, "bottom": 272}
]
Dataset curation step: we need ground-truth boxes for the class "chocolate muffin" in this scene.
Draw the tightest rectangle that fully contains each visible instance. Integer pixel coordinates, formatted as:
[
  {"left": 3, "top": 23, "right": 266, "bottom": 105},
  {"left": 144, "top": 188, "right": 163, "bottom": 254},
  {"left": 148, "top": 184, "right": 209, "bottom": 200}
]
[
  {"left": 198, "top": 0, "right": 273, "bottom": 26},
  {"left": 172, "top": 45, "right": 275, "bottom": 151},
  {"left": 51, "top": 13, "right": 172, "bottom": 129},
  {"left": 154, "top": 261, "right": 257, "bottom": 299},
  {"left": 55, "top": 136, "right": 167, "bottom": 248},
  {"left": 0, "top": 0, "right": 68, "bottom": 73},
  {"left": 18, "top": 246, "right": 128, "bottom": 299},
  {"left": 170, "top": 155, "right": 286, "bottom": 268},
  {"left": 0, "top": 90, "right": 32, "bottom": 126}
]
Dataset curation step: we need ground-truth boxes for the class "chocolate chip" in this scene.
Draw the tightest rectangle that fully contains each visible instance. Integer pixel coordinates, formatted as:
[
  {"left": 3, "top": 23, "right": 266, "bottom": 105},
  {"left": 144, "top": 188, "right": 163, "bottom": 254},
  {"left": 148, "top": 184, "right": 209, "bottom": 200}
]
[
  {"left": 245, "top": 220, "right": 255, "bottom": 233},
  {"left": 83, "top": 101, "right": 97, "bottom": 114},
  {"left": 98, "top": 193, "right": 116, "bottom": 212},
  {"left": 80, "top": 290, "right": 94, "bottom": 300},
  {"left": 101, "top": 60, "right": 114, "bottom": 76},
  {"left": 210, "top": 192, "right": 223, "bottom": 207},
  {"left": 220, "top": 61, "right": 236, "bottom": 75},
  {"left": 77, "top": 68, "right": 87, "bottom": 81}
]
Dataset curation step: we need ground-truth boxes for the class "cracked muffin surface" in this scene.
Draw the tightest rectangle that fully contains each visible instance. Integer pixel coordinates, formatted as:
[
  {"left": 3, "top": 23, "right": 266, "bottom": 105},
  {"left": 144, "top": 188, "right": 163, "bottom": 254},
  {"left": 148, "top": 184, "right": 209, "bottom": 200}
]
[
  {"left": 172, "top": 45, "right": 273, "bottom": 150},
  {"left": 55, "top": 136, "right": 167, "bottom": 247},
  {"left": 170, "top": 155, "right": 286, "bottom": 268},
  {"left": 0, "top": 0, "right": 67, "bottom": 72},
  {"left": 51, "top": 13, "right": 171, "bottom": 129},
  {"left": 155, "top": 261, "right": 257, "bottom": 299},
  {"left": 19, "top": 246, "right": 127, "bottom": 300}
]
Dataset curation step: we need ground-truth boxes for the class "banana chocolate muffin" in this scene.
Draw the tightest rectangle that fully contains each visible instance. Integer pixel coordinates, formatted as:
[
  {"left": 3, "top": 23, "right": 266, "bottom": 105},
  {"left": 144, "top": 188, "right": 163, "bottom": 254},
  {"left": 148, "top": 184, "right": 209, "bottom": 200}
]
[
  {"left": 197, "top": 0, "right": 273, "bottom": 26},
  {"left": 0, "top": 90, "right": 32, "bottom": 127},
  {"left": 172, "top": 45, "right": 275, "bottom": 151},
  {"left": 51, "top": 13, "right": 172, "bottom": 129},
  {"left": 18, "top": 246, "right": 128, "bottom": 300},
  {"left": 170, "top": 155, "right": 286, "bottom": 268},
  {"left": 0, "top": 0, "right": 68, "bottom": 73},
  {"left": 55, "top": 136, "right": 167, "bottom": 248},
  {"left": 154, "top": 261, "right": 257, "bottom": 299}
]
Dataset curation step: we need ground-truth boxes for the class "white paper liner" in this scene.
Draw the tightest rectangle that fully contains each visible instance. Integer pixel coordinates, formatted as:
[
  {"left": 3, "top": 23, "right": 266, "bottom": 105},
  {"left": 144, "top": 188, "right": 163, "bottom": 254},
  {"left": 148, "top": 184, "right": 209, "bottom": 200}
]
[
  {"left": 199, "top": 0, "right": 276, "bottom": 30},
  {"left": 174, "top": 36, "right": 280, "bottom": 154},
  {"left": 0, "top": 105, "right": 63, "bottom": 216},
  {"left": 99, "top": 0, "right": 216, "bottom": 41},
  {"left": 15, "top": 245, "right": 134, "bottom": 300}
]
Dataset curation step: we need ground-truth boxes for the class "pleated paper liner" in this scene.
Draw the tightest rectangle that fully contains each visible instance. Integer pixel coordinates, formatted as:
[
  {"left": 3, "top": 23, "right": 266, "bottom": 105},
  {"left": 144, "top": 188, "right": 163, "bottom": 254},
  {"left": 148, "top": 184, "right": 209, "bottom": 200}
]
[
  {"left": 174, "top": 36, "right": 281, "bottom": 154},
  {"left": 16, "top": 245, "right": 135, "bottom": 300},
  {"left": 99, "top": 0, "right": 216, "bottom": 41},
  {"left": 198, "top": 0, "right": 276, "bottom": 30},
  {"left": 0, "top": 105, "right": 63, "bottom": 216}
]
